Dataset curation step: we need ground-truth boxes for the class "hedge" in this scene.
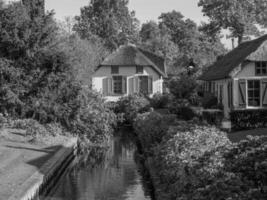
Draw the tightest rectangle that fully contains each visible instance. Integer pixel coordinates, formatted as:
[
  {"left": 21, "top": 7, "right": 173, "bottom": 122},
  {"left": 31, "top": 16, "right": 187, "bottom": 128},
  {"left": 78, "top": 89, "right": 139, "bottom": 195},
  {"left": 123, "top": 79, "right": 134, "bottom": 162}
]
[{"left": 230, "top": 109, "right": 267, "bottom": 130}]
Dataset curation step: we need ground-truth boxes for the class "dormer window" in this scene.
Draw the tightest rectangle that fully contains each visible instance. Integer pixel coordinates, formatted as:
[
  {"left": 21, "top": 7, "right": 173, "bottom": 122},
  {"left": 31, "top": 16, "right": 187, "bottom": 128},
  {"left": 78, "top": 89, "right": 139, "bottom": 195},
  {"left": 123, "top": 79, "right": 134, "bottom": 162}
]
[
  {"left": 111, "top": 66, "right": 119, "bottom": 74},
  {"left": 136, "top": 66, "right": 144, "bottom": 74},
  {"left": 255, "top": 61, "right": 267, "bottom": 75}
]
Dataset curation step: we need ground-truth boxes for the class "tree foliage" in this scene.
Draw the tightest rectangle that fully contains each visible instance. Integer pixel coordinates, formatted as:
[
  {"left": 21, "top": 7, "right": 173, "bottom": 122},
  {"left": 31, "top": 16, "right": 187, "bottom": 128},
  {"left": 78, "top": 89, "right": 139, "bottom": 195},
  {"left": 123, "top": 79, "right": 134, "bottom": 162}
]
[
  {"left": 0, "top": 2, "right": 115, "bottom": 144},
  {"left": 198, "top": 0, "right": 267, "bottom": 44},
  {"left": 139, "top": 11, "right": 226, "bottom": 75},
  {"left": 74, "top": 0, "right": 140, "bottom": 50}
]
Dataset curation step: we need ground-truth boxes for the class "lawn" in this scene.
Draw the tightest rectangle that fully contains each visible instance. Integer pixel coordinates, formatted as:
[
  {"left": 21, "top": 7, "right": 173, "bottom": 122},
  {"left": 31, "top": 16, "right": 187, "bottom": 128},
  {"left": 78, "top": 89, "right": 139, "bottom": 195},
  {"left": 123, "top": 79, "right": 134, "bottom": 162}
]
[{"left": 228, "top": 128, "right": 267, "bottom": 143}]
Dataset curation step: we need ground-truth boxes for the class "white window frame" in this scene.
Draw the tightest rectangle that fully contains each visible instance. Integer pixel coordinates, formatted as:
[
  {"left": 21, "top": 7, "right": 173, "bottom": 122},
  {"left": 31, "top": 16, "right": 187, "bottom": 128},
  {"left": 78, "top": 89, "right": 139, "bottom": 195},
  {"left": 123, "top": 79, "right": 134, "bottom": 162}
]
[{"left": 246, "top": 78, "right": 266, "bottom": 109}]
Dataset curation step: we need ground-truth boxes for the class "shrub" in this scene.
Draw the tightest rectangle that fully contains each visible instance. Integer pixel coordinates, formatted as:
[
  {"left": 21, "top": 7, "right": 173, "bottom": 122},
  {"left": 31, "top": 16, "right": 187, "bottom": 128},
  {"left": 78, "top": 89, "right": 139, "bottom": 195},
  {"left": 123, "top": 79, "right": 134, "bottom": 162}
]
[
  {"left": 167, "top": 99, "right": 196, "bottom": 120},
  {"left": 168, "top": 75, "right": 198, "bottom": 100},
  {"left": 193, "top": 136, "right": 267, "bottom": 200},
  {"left": 133, "top": 112, "right": 177, "bottom": 154},
  {"left": 202, "top": 110, "right": 224, "bottom": 125},
  {"left": 13, "top": 118, "right": 38, "bottom": 129},
  {"left": 149, "top": 93, "right": 172, "bottom": 109},
  {"left": 152, "top": 125, "right": 231, "bottom": 199},
  {"left": 116, "top": 94, "right": 150, "bottom": 124},
  {"left": 202, "top": 92, "right": 218, "bottom": 109},
  {"left": 179, "top": 106, "right": 196, "bottom": 120},
  {"left": 167, "top": 98, "right": 190, "bottom": 115},
  {"left": 71, "top": 89, "right": 117, "bottom": 144},
  {"left": 26, "top": 120, "right": 50, "bottom": 137},
  {"left": 230, "top": 110, "right": 267, "bottom": 130}
]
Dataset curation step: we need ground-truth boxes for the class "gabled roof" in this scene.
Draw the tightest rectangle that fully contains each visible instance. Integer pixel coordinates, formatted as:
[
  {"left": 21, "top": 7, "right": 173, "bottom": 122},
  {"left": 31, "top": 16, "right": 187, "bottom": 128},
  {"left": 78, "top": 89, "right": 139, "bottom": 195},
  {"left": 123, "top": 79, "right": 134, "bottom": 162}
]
[
  {"left": 99, "top": 45, "right": 166, "bottom": 77},
  {"left": 199, "top": 34, "right": 267, "bottom": 81}
]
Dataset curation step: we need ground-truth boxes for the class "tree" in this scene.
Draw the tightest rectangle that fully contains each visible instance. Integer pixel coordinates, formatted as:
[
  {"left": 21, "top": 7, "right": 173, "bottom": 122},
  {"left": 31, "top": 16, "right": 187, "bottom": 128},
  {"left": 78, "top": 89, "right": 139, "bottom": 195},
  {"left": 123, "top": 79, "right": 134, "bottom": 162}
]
[
  {"left": 154, "top": 11, "right": 225, "bottom": 74},
  {"left": 198, "top": 0, "right": 267, "bottom": 44},
  {"left": 140, "top": 21, "right": 160, "bottom": 42},
  {"left": 56, "top": 33, "right": 109, "bottom": 86},
  {"left": 74, "top": 0, "right": 140, "bottom": 50}
]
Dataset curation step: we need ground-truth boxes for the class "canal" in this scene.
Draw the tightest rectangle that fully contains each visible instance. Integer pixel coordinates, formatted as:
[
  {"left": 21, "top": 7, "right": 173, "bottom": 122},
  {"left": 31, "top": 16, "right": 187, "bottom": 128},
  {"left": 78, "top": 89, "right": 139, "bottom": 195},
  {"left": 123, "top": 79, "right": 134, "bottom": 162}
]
[{"left": 38, "top": 132, "right": 154, "bottom": 200}]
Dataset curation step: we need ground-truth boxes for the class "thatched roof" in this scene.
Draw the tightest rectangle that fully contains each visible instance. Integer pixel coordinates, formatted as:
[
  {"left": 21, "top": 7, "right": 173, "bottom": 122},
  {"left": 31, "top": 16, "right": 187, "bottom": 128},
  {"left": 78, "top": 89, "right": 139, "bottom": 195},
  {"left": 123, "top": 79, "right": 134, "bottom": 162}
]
[
  {"left": 199, "top": 34, "right": 267, "bottom": 81},
  {"left": 99, "top": 45, "right": 166, "bottom": 77}
]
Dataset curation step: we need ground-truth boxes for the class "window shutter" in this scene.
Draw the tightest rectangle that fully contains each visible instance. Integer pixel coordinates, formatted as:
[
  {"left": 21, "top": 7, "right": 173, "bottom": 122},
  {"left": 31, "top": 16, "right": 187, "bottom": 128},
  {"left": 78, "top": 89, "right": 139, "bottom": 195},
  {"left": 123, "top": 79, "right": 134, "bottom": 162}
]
[
  {"left": 238, "top": 79, "right": 246, "bottom": 107},
  {"left": 262, "top": 79, "right": 267, "bottom": 106},
  {"left": 134, "top": 76, "right": 139, "bottom": 93},
  {"left": 129, "top": 77, "right": 134, "bottom": 95},
  {"left": 102, "top": 78, "right": 108, "bottom": 96},
  {"left": 228, "top": 82, "right": 233, "bottom": 108},
  {"left": 148, "top": 76, "right": 153, "bottom": 94},
  {"left": 107, "top": 77, "right": 113, "bottom": 95},
  {"left": 122, "top": 76, "right": 127, "bottom": 94}
]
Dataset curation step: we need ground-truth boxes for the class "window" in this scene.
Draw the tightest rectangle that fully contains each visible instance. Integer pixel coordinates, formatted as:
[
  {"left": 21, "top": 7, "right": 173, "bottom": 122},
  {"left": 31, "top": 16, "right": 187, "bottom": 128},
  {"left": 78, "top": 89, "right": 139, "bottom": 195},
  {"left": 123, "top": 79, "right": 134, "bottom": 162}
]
[
  {"left": 139, "top": 76, "right": 149, "bottom": 94},
  {"left": 111, "top": 66, "right": 119, "bottom": 74},
  {"left": 136, "top": 66, "right": 144, "bottom": 74},
  {"left": 247, "top": 80, "right": 260, "bottom": 107},
  {"left": 113, "top": 76, "right": 123, "bottom": 94},
  {"left": 255, "top": 62, "right": 267, "bottom": 75}
]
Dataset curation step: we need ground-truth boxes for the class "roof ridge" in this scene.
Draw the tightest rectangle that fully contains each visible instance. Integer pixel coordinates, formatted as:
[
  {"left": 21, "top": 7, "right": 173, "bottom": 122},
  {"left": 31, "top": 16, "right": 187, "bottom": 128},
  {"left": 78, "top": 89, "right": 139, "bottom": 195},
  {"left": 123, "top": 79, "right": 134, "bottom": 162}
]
[
  {"left": 199, "top": 34, "right": 267, "bottom": 81},
  {"left": 136, "top": 47, "right": 166, "bottom": 77},
  {"left": 137, "top": 47, "right": 165, "bottom": 60}
]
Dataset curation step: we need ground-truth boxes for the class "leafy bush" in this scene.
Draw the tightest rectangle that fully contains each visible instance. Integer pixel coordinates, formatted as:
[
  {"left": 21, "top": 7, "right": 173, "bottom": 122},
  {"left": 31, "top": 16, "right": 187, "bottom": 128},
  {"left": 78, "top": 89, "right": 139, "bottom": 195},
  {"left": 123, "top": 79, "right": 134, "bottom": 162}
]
[
  {"left": 13, "top": 119, "right": 38, "bottom": 129},
  {"left": 152, "top": 125, "right": 231, "bottom": 200},
  {"left": 25, "top": 120, "right": 50, "bottom": 137},
  {"left": 230, "top": 110, "right": 267, "bottom": 130},
  {"left": 193, "top": 136, "right": 267, "bottom": 200},
  {"left": 202, "top": 110, "right": 224, "bottom": 125},
  {"left": 134, "top": 111, "right": 267, "bottom": 199},
  {"left": 149, "top": 93, "right": 172, "bottom": 109},
  {"left": 167, "top": 98, "right": 190, "bottom": 115},
  {"left": 168, "top": 75, "right": 198, "bottom": 100},
  {"left": 133, "top": 112, "right": 177, "bottom": 154},
  {"left": 166, "top": 99, "right": 196, "bottom": 120},
  {"left": 202, "top": 92, "right": 218, "bottom": 109},
  {"left": 179, "top": 106, "right": 196, "bottom": 120},
  {"left": 71, "top": 89, "right": 117, "bottom": 144},
  {"left": 116, "top": 94, "right": 150, "bottom": 124}
]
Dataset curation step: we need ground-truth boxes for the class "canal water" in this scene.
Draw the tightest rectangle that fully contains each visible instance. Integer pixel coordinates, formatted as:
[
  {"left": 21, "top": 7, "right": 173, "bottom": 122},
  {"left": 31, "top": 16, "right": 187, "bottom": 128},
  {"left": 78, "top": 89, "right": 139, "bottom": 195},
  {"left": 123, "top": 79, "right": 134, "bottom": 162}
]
[{"left": 39, "top": 134, "right": 153, "bottom": 200}]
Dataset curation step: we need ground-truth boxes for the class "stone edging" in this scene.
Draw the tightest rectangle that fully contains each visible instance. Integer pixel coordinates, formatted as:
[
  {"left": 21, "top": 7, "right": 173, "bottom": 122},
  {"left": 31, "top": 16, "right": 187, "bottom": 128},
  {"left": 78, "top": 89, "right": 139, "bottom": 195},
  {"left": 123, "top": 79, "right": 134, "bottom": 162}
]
[{"left": 8, "top": 138, "right": 78, "bottom": 200}]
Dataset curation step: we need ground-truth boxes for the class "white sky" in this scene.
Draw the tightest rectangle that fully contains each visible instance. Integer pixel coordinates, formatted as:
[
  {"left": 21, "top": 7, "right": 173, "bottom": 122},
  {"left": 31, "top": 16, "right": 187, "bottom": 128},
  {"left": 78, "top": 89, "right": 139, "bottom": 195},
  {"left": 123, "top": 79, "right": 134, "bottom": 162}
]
[
  {"left": 4, "top": 0, "right": 232, "bottom": 48},
  {"left": 45, "top": 0, "right": 206, "bottom": 24}
]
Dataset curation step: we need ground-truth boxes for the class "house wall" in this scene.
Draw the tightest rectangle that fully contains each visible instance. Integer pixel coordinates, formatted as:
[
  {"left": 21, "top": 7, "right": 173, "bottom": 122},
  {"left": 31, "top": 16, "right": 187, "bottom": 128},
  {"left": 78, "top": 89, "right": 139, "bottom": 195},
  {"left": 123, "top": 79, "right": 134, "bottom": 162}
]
[
  {"left": 92, "top": 66, "right": 163, "bottom": 101},
  {"left": 202, "top": 79, "right": 231, "bottom": 119},
  {"left": 232, "top": 61, "right": 267, "bottom": 109},
  {"left": 235, "top": 62, "right": 255, "bottom": 78}
]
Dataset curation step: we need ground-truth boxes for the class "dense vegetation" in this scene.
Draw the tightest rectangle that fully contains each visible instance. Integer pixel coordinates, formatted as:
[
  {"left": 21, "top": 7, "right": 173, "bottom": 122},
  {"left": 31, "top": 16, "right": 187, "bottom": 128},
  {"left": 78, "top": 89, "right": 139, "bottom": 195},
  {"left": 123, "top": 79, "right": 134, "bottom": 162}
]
[
  {"left": 0, "top": 1, "right": 115, "bottom": 145},
  {"left": 133, "top": 112, "right": 267, "bottom": 200}
]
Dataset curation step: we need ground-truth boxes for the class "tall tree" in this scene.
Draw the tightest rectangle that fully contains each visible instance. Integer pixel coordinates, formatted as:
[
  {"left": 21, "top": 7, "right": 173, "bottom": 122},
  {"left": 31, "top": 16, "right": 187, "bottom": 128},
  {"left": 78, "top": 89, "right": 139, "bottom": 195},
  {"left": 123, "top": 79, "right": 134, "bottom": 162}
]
[
  {"left": 74, "top": 0, "right": 140, "bottom": 50},
  {"left": 140, "top": 21, "right": 160, "bottom": 42},
  {"left": 139, "top": 11, "right": 226, "bottom": 75},
  {"left": 198, "top": 0, "right": 267, "bottom": 44}
]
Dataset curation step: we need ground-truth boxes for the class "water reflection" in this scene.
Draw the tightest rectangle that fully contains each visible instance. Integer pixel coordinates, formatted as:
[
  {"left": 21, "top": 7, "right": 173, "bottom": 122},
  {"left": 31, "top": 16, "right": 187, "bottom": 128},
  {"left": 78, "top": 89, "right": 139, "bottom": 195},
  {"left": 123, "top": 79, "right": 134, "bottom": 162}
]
[{"left": 41, "top": 135, "right": 152, "bottom": 200}]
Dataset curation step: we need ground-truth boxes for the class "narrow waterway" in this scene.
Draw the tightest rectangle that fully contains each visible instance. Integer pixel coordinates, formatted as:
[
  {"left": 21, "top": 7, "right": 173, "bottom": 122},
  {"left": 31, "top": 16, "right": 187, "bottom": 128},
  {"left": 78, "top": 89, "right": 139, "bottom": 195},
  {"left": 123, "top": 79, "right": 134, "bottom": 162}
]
[{"left": 39, "top": 133, "right": 153, "bottom": 200}]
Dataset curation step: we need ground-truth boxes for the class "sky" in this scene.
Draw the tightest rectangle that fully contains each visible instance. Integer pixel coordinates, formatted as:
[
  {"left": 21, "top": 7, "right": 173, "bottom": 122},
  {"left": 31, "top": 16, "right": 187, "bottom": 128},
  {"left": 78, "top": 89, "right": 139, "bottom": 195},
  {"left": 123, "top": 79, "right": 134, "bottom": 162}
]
[
  {"left": 45, "top": 0, "right": 207, "bottom": 24},
  {"left": 46, "top": 0, "right": 230, "bottom": 48}
]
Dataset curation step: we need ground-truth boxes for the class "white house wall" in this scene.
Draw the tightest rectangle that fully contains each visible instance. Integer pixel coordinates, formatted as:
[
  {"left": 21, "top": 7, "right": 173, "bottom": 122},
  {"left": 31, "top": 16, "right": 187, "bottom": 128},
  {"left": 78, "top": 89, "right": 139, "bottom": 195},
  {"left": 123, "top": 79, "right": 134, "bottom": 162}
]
[
  {"left": 235, "top": 62, "right": 255, "bottom": 78},
  {"left": 213, "top": 79, "right": 231, "bottom": 119},
  {"left": 92, "top": 66, "right": 163, "bottom": 101},
  {"left": 232, "top": 61, "right": 267, "bottom": 109}
]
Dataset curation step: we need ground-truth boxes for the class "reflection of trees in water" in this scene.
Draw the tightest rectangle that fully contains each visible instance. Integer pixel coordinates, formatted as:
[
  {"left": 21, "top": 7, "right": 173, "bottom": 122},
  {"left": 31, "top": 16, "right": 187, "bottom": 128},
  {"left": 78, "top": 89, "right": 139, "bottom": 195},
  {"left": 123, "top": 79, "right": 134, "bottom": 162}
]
[
  {"left": 46, "top": 134, "right": 152, "bottom": 200},
  {"left": 134, "top": 152, "right": 155, "bottom": 200}
]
